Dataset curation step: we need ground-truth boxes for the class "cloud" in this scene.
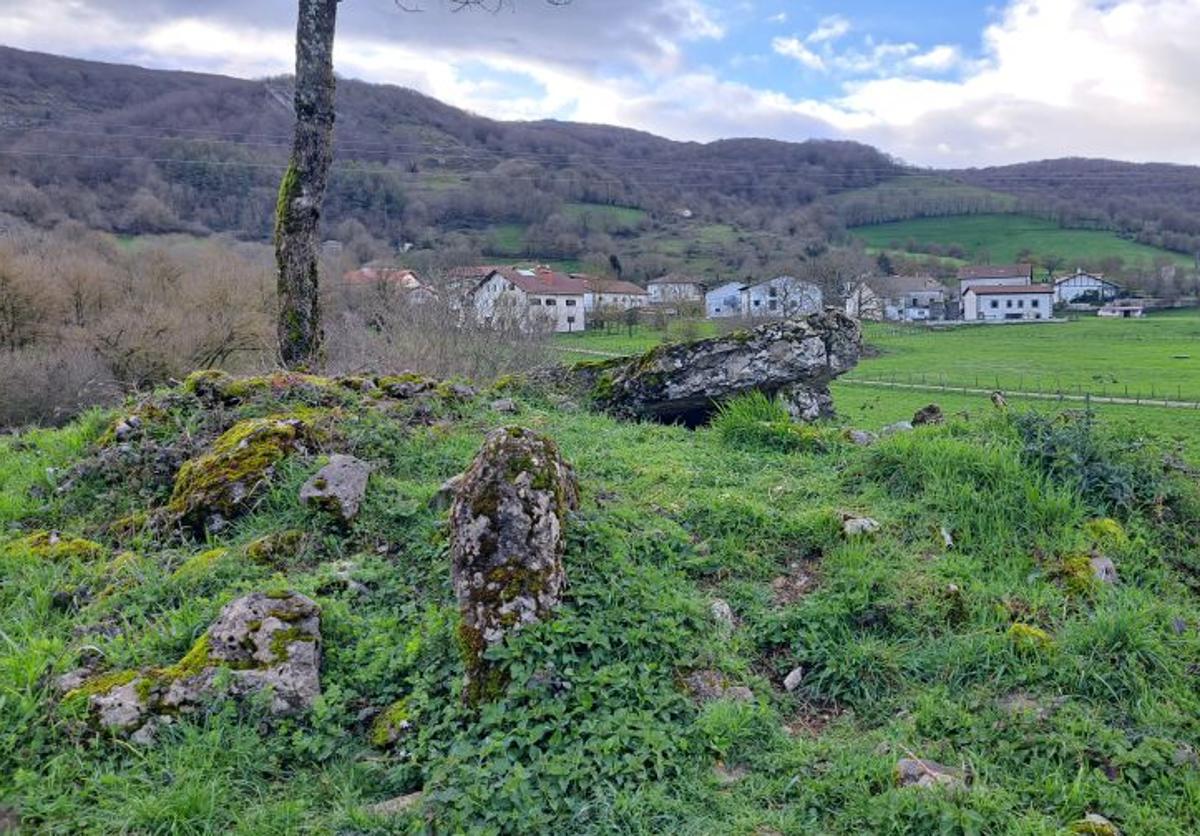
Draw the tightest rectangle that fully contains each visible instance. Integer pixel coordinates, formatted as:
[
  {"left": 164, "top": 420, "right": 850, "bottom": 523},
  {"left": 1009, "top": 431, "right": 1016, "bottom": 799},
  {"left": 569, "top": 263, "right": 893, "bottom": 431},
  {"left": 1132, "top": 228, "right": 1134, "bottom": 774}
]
[
  {"left": 771, "top": 36, "right": 826, "bottom": 71},
  {"left": 905, "top": 44, "right": 961, "bottom": 72},
  {"left": 805, "top": 15, "right": 851, "bottom": 44},
  {"left": 766, "top": 11, "right": 787, "bottom": 24}
]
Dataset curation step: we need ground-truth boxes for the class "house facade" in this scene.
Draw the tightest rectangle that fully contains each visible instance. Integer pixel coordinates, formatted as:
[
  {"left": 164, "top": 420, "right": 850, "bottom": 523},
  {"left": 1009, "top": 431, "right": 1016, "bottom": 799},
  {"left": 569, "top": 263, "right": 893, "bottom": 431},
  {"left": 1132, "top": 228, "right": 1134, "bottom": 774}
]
[
  {"left": 962, "top": 284, "right": 1054, "bottom": 321},
  {"left": 742, "top": 276, "right": 822, "bottom": 318},
  {"left": 574, "top": 275, "right": 650, "bottom": 312},
  {"left": 845, "top": 276, "right": 951, "bottom": 322},
  {"left": 647, "top": 274, "right": 705, "bottom": 304},
  {"left": 472, "top": 266, "right": 587, "bottom": 333},
  {"left": 1055, "top": 270, "right": 1122, "bottom": 304},
  {"left": 705, "top": 281, "right": 747, "bottom": 318}
]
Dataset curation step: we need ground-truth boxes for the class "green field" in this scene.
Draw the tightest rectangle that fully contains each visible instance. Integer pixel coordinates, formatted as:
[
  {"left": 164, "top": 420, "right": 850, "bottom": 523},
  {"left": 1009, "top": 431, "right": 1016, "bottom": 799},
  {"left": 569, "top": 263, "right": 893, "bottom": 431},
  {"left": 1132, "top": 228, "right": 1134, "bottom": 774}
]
[
  {"left": 852, "top": 312, "right": 1200, "bottom": 402},
  {"left": 561, "top": 202, "right": 647, "bottom": 226},
  {"left": 852, "top": 213, "right": 1193, "bottom": 269}
]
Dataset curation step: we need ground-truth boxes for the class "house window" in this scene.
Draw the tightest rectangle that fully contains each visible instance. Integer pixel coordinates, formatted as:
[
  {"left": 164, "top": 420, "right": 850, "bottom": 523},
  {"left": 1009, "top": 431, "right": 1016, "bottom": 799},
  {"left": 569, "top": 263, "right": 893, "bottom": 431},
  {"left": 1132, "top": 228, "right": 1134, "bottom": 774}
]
[
  {"left": 1006, "top": 300, "right": 1013, "bottom": 308},
  {"left": 529, "top": 298, "right": 541, "bottom": 305},
  {"left": 567, "top": 316, "right": 575, "bottom": 324},
  {"left": 1018, "top": 299, "right": 1024, "bottom": 308},
  {"left": 911, "top": 298, "right": 918, "bottom": 306},
  {"left": 566, "top": 299, "right": 576, "bottom": 307},
  {"left": 754, "top": 300, "right": 761, "bottom": 307},
  {"left": 546, "top": 299, "right": 557, "bottom": 306},
  {"left": 768, "top": 300, "right": 777, "bottom": 311},
  {"left": 1031, "top": 299, "right": 1039, "bottom": 308},
  {"left": 769, "top": 287, "right": 778, "bottom": 298},
  {"left": 990, "top": 300, "right": 999, "bottom": 309}
]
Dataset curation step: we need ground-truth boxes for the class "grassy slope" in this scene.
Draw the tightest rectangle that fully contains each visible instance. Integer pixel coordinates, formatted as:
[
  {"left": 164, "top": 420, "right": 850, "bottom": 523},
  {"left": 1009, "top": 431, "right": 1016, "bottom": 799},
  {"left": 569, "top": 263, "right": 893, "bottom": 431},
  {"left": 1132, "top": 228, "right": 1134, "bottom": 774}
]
[
  {"left": 852, "top": 312, "right": 1200, "bottom": 401},
  {"left": 851, "top": 214, "right": 1193, "bottom": 268},
  {"left": 2, "top": 376, "right": 1200, "bottom": 833},
  {"left": 833, "top": 175, "right": 1018, "bottom": 214}
]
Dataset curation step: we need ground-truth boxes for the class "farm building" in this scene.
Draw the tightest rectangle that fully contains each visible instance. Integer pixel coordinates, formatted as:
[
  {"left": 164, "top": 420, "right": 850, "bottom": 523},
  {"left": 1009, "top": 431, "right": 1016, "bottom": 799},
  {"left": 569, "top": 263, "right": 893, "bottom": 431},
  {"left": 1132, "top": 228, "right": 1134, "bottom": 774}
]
[
  {"left": 705, "top": 281, "right": 747, "bottom": 318},
  {"left": 742, "top": 276, "right": 822, "bottom": 319},
  {"left": 647, "top": 274, "right": 706, "bottom": 304},
  {"left": 342, "top": 266, "right": 436, "bottom": 304},
  {"left": 471, "top": 266, "right": 587, "bottom": 333},
  {"left": 1054, "top": 269, "right": 1122, "bottom": 304},
  {"left": 574, "top": 275, "right": 650, "bottom": 312},
  {"left": 957, "top": 263, "right": 1033, "bottom": 298},
  {"left": 1098, "top": 301, "right": 1146, "bottom": 318},
  {"left": 962, "top": 284, "right": 1054, "bottom": 321},
  {"left": 845, "top": 276, "right": 953, "bottom": 322}
]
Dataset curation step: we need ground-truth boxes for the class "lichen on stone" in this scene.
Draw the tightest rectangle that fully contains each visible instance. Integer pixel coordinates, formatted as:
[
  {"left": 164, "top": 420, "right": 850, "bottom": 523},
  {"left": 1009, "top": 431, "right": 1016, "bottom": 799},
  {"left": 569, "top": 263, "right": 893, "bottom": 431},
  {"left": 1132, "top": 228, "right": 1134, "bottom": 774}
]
[
  {"left": 245, "top": 530, "right": 305, "bottom": 567},
  {"left": 369, "top": 697, "right": 413, "bottom": 748}
]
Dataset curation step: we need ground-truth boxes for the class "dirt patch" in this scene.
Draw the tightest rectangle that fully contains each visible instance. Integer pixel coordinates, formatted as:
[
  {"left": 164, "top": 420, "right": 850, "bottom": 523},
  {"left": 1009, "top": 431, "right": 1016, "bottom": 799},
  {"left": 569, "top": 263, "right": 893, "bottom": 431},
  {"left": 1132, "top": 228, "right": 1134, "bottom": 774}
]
[
  {"left": 783, "top": 701, "right": 845, "bottom": 738},
  {"left": 770, "top": 561, "right": 819, "bottom": 605}
]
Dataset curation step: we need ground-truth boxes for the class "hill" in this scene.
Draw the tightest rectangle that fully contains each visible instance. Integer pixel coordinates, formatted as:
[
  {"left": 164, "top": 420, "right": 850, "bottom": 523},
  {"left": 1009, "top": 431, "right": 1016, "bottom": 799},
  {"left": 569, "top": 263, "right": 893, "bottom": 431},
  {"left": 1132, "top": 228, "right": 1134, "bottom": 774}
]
[
  {"left": 3, "top": 363, "right": 1200, "bottom": 831},
  {"left": 3, "top": 47, "right": 1200, "bottom": 280},
  {"left": 850, "top": 213, "right": 1194, "bottom": 272}
]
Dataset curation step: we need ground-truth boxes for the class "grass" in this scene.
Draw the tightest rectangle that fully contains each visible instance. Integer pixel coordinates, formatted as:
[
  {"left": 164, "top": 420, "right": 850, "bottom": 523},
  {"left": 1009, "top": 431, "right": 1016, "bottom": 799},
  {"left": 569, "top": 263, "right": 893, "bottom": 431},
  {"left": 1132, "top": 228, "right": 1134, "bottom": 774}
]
[
  {"left": 850, "top": 311, "right": 1200, "bottom": 402},
  {"left": 851, "top": 213, "right": 1194, "bottom": 268},
  {"left": 3, "top": 374, "right": 1200, "bottom": 833},
  {"left": 555, "top": 320, "right": 722, "bottom": 355},
  {"left": 561, "top": 202, "right": 648, "bottom": 227}
]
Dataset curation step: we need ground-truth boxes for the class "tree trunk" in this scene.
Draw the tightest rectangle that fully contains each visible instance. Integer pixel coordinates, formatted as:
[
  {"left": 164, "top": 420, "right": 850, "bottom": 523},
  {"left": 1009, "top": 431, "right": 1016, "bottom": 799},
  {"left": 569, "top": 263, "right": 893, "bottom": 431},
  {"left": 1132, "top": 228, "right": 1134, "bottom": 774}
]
[{"left": 275, "top": 0, "right": 338, "bottom": 369}]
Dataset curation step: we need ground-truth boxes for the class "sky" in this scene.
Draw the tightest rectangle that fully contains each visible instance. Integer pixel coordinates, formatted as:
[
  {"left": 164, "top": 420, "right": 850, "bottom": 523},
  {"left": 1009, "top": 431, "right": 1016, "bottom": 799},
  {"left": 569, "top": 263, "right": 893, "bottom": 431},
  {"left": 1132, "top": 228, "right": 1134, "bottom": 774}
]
[{"left": 1, "top": 0, "right": 1198, "bottom": 167}]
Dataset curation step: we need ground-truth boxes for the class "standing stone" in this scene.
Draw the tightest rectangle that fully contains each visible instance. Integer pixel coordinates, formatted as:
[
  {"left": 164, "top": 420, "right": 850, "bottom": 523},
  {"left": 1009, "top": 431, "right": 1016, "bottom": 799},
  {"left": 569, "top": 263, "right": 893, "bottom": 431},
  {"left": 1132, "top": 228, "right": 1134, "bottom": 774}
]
[
  {"left": 300, "top": 454, "right": 372, "bottom": 522},
  {"left": 450, "top": 427, "right": 579, "bottom": 704}
]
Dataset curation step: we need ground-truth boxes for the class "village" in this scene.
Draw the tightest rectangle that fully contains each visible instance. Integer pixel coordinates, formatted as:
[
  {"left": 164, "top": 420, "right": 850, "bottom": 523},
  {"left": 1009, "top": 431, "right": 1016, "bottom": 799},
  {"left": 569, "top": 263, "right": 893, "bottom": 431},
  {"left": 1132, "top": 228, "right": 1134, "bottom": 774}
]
[{"left": 344, "top": 260, "right": 1148, "bottom": 334}]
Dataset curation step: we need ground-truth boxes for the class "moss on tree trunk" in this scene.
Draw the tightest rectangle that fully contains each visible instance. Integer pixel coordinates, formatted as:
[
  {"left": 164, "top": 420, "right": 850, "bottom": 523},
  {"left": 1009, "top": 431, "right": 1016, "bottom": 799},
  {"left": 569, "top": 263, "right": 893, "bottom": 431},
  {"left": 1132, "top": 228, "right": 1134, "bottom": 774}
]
[{"left": 275, "top": 0, "right": 338, "bottom": 370}]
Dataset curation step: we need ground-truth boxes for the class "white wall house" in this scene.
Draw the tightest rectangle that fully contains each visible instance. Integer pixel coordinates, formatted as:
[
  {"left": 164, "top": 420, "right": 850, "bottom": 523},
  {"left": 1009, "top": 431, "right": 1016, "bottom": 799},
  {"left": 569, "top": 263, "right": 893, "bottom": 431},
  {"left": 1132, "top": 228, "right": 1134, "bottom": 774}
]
[
  {"left": 1055, "top": 270, "right": 1122, "bottom": 304},
  {"left": 742, "top": 276, "right": 822, "bottom": 319},
  {"left": 472, "top": 266, "right": 587, "bottom": 333},
  {"left": 705, "top": 281, "right": 747, "bottom": 318},
  {"left": 647, "top": 274, "right": 705, "bottom": 304},
  {"left": 1098, "top": 301, "right": 1146, "bottom": 318},
  {"left": 962, "top": 285, "right": 1054, "bottom": 321},
  {"left": 575, "top": 275, "right": 650, "bottom": 312}
]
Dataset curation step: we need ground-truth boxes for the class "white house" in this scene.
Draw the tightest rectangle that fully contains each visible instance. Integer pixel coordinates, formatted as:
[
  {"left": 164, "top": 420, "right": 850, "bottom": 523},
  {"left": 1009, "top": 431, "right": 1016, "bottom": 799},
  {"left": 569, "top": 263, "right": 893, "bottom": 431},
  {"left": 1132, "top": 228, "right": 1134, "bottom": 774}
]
[
  {"left": 845, "top": 276, "right": 951, "bottom": 322},
  {"left": 705, "top": 281, "right": 747, "bottom": 318},
  {"left": 574, "top": 275, "right": 650, "bottom": 312},
  {"left": 742, "top": 276, "right": 823, "bottom": 319},
  {"left": 957, "top": 264, "right": 1033, "bottom": 299},
  {"left": 472, "top": 266, "right": 587, "bottom": 333},
  {"left": 1055, "top": 270, "right": 1122, "bottom": 304},
  {"left": 647, "top": 274, "right": 705, "bottom": 304},
  {"left": 962, "top": 284, "right": 1054, "bottom": 321}
]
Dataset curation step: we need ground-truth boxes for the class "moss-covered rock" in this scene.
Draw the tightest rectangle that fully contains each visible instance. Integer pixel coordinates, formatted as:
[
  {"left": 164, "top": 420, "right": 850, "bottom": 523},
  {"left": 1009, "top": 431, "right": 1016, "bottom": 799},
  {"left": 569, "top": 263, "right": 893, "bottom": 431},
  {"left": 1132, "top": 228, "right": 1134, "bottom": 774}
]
[
  {"left": 16, "top": 531, "right": 105, "bottom": 561},
  {"left": 450, "top": 427, "right": 579, "bottom": 705},
  {"left": 167, "top": 414, "right": 318, "bottom": 531},
  {"left": 172, "top": 548, "right": 231, "bottom": 581},
  {"left": 245, "top": 530, "right": 306, "bottom": 567},
  {"left": 369, "top": 698, "right": 413, "bottom": 749}
]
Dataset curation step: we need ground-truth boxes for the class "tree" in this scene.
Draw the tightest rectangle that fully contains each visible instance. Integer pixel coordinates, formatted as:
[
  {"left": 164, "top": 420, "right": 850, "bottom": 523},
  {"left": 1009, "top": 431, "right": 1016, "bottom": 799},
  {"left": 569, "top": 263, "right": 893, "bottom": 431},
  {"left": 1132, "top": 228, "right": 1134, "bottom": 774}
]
[{"left": 275, "top": 0, "right": 570, "bottom": 369}]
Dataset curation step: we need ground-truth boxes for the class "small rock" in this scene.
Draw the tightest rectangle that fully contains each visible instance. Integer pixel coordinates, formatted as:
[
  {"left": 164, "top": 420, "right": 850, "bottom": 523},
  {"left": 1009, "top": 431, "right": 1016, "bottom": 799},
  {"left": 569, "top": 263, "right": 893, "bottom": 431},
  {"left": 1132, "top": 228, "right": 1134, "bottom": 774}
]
[
  {"left": 54, "top": 667, "right": 95, "bottom": 695},
  {"left": 1089, "top": 556, "right": 1118, "bottom": 585},
  {"left": 684, "top": 669, "right": 753, "bottom": 703},
  {"left": 940, "top": 526, "right": 954, "bottom": 549},
  {"left": 365, "top": 791, "right": 424, "bottom": 817},
  {"left": 842, "top": 515, "right": 880, "bottom": 537},
  {"left": 1069, "top": 813, "right": 1120, "bottom": 835},
  {"left": 299, "top": 454, "right": 372, "bottom": 523},
  {"left": 491, "top": 398, "right": 518, "bottom": 414},
  {"left": 881, "top": 420, "right": 914, "bottom": 437},
  {"left": 710, "top": 599, "right": 735, "bottom": 631},
  {"left": 713, "top": 761, "right": 748, "bottom": 785},
  {"left": 912, "top": 404, "right": 944, "bottom": 426},
  {"left": 896, "top": 757, "right": 965, "bottom": 790},
  {"left": 428, "top": 473, "right": 463, "bottom": 512},
  {"left": 1173, "top": 744, "right": 1198, "bottom": 767},
  {"left": 844, "top": 429, "right": 877, "bottom": 446},
  {"left": 129, "top": 715, "right": 172, "bottom": 746},
  {"left": 782, "top": 666, "right": 804, "bottom": 692}
]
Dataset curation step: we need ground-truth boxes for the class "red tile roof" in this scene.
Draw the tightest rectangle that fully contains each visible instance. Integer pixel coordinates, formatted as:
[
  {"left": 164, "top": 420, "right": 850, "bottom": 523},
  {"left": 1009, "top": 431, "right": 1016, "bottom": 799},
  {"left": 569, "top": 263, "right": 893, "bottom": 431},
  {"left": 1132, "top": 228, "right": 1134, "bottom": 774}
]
[
  {"left": 957, "top": 264, "right": 1033, "bottom": 280},
  {"left": 572, "top": 274, "right": 649, "bottom": 295},
  {"left": 493, "top": 266, "right": 588, "bottom": 296},
  {"left": 343, "top": 267, "right": 424, "bottom": 289},
  {"left": 964, "top": 284, "right": 1053, "bottom": 295}
]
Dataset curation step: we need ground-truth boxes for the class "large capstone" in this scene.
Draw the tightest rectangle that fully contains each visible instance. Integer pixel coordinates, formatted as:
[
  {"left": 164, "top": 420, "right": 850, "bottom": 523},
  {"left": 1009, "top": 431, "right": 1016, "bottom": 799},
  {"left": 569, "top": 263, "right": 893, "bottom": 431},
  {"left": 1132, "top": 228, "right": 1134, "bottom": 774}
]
[
  {"left": 450, "top": 427, "right": 579, "bottom": 704},
  {"left": 582, "top": 310, "right": 860, "bottom": 426}
]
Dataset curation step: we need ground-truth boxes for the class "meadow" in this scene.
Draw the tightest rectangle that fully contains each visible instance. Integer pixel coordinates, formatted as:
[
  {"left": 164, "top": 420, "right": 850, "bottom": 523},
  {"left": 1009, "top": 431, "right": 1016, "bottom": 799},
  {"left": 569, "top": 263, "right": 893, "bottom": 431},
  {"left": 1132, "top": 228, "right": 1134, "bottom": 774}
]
[
  {"left": 3, "top": 371, "right": 1200, "bottom": 833},
  {"left": 851, "top": 214, "right": 1194, "bottom": 269}
]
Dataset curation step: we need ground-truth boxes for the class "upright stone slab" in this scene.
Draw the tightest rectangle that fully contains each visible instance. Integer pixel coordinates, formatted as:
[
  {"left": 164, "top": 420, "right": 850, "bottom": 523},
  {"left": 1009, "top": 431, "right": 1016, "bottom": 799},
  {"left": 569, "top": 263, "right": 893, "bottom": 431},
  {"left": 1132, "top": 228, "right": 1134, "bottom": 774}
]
[{"left": 450, "top": 427, "right": 579, "bottom": 704}]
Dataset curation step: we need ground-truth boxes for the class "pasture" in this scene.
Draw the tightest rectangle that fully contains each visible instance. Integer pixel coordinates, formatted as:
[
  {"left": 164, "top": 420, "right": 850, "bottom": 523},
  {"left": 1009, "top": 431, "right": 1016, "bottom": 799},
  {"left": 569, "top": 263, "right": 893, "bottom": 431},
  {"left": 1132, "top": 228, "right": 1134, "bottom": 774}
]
[{"left": 851, "top": 213, "right": 1193, "bottom": 268}]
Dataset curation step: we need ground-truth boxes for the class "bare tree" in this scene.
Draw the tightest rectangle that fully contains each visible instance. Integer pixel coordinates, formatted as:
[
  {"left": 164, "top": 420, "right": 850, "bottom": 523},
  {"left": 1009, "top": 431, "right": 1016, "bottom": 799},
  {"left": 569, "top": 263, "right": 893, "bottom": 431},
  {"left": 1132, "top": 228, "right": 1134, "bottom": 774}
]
[{"left": 275, "top": 0, "right": 570, "bottom": 369}]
